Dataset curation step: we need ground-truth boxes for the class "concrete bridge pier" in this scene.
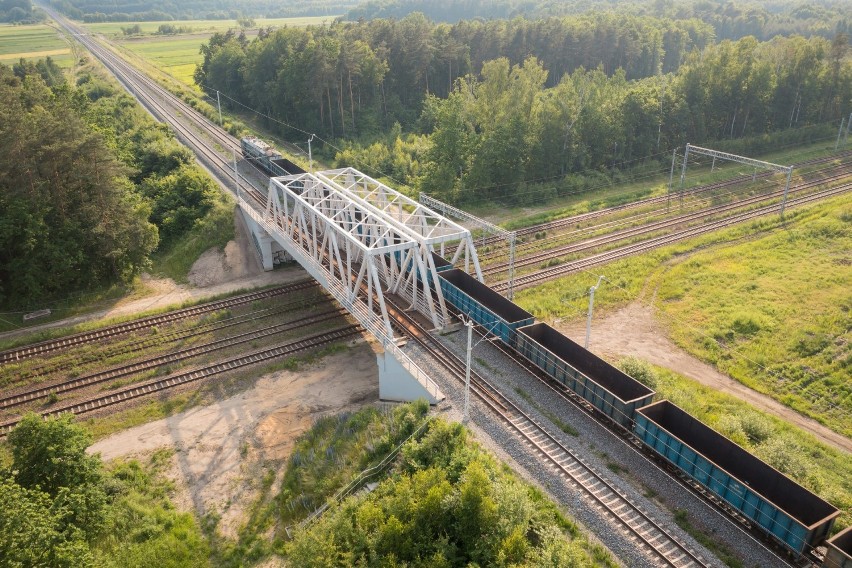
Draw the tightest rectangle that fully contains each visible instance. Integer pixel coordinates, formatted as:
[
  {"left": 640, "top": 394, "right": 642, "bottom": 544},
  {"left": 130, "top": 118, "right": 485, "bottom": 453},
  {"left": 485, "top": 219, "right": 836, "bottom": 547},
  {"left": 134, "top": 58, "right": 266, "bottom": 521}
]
[
  {"left": 377, "top": 350, "right": 444, "bottom": 405},
  {"left": 241, "top": 206, "right": 289, "bottom": 270}
]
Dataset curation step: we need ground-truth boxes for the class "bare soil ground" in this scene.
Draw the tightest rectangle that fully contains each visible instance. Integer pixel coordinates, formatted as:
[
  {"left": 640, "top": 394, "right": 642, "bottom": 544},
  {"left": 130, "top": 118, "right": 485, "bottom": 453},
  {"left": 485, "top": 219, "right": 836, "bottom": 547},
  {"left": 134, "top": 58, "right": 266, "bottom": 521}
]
[
  {"left": 556, "top": 302, "right": 852, "bottom": 453},
  {"left": 89, "top": 344, "right": 380, "bottom": 539}
]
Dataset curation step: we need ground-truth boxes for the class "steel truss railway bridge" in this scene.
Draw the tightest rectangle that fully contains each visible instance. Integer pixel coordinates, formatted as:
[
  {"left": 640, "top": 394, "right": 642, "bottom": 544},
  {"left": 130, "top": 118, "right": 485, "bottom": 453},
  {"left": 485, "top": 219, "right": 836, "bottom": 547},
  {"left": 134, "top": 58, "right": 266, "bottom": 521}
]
[{"left": 239, "top": 167, "right": 485, "bottom": 404}]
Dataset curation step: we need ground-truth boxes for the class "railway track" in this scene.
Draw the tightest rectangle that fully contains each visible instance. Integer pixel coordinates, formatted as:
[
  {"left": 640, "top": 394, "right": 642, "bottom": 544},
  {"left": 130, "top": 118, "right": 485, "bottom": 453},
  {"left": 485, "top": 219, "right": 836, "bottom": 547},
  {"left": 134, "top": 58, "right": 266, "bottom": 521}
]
[
  {"left": 0, "top": 279, "right": 317, "bottom": 365},
  {"left": 45, "top": 7, "right": 269, "bottom": 210},
  {"left": 0, "top": 324, "right": 361, "bottom": 437},
  {"left": 385, "top": 297, "right": 710, "bottom": 567},
  {"left": 8, "top": 297, "right": 325, "bottom": 383},
  {"left": 485, "top": 158, "right": 852, "bottom": 264},
  {"left": 493, "top": 182, "right": 851, "bottom": 292},
  {"left": 42, "top": 12, "right": 783, "bottom": 564},
  {"left": 483, "top": 167, "right": 852, "bottom": 276},
  {"left": 0, "top": 308, "right": 346, "bottom": 411},
  {"left": 479, "top": 150, "right": 852, "bottom": 247}
]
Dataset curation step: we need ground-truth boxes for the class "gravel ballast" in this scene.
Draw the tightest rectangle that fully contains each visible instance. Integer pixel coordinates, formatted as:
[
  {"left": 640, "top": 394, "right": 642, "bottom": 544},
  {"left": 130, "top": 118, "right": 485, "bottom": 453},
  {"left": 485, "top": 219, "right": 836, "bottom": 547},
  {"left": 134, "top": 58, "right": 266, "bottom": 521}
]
[{"left": 397, "top": 324, "right": 791, "bottom": 568}]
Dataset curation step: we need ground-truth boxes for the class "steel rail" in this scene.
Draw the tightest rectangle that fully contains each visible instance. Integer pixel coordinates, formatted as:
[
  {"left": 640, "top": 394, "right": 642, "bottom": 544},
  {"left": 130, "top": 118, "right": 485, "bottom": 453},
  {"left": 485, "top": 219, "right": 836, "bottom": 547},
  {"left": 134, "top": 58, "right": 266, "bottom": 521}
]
[
  {"left": 0, "top": 325, "right": 361, "bottom": 437},
  {"left": 479, "top": 150, "right": 852, "bottom": 247},
  {"left": 0, "top": 308, "right": 346, "bottom": 411},
  {"left": 385, "top": 298, "right": 710, "bottom": 567},
  {"left": 0, "top": 280, "right": 317, "bottom": 365},
  {"left": 484, "top": 159, "right": 851, "bottom": 265},
  {"left": 483, "top": 168, "right": 852, "bottom": 275},
  {"left": 9, "top": 297, "right": 326, "bottom": 383},
  {"left": 493, "top": 183, "right": 851, "bottom": 292}
]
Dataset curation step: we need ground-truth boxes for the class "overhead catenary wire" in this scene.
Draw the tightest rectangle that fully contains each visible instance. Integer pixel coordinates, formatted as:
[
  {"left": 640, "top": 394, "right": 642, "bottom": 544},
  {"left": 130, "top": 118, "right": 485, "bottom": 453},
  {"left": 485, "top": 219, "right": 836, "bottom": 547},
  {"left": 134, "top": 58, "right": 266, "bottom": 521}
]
[{"left": 200, "top": 84, "right": 843, "bottom": 210}]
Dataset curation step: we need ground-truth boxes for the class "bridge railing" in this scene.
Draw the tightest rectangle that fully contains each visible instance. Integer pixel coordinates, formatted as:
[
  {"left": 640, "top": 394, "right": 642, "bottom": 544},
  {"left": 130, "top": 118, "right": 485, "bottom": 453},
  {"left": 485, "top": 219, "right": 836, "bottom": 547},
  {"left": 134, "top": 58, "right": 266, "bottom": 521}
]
[{"left": 239, "top": 197, "right": 444, "bottom": 403}]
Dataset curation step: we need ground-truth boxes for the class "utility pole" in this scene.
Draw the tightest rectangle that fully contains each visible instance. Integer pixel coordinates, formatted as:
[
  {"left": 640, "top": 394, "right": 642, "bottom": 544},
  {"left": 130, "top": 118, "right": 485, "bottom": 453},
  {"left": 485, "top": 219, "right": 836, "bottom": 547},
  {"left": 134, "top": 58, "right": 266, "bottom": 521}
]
[
  {"left": 846, "top": 112, "right": 851, "bottom": 145},
  {"left": 217, "top": 90, "right": 223, "bottom": 126},
  {"left": 585, "top": 276, "right": 606, "bottom": 349},
  {"left": 233, "top": 148, "right": 240, "bottom": 201},
  {"left": 463, "top": 318, "right": 473, "bottom": 423},
  {"left": 836, "top": 117, "right": 846, "bottom": 151},
  {"left": 667, "top": 148, "right": 677, "bottom": 210},
  {"left": 308, "top": 133, "right": 316, "bottom": 172}
]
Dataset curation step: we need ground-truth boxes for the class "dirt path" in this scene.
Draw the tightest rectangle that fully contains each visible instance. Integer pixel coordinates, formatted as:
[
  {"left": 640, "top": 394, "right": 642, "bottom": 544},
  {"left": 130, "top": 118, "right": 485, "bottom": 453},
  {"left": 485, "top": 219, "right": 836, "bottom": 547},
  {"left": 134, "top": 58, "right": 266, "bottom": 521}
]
[
  {"left": 0, "top": 209, "right": 306, "bottom": 344},
  {"left": 556, "top": 302, "right": 852, "bottom": 454},
  {"left": 89, "top": 344, "right": 380, "bottom": 539}
]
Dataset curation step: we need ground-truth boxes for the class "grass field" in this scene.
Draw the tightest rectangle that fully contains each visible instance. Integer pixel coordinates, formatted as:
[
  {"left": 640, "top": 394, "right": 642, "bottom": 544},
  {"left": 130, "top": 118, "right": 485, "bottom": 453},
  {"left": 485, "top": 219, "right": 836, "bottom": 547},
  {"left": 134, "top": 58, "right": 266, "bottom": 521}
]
[
  {"left": 82, "top": 16, "right": 337, "bottom": 36},
  {"left": 515, "top": 193, "right": 852, "bottom": 438},
  {"left": 86, "top": 16, "right": 336, "bottom": 87},
  {"left": 0, "top": 23, "right": 74, "bottom": 67}
]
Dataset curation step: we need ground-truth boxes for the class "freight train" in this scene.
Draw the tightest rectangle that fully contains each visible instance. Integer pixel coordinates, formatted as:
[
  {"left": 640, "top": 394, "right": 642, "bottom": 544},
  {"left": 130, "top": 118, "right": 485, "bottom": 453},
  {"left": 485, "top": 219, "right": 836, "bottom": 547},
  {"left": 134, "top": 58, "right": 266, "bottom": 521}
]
[
  {"left": 431, "top": 264, "right": 844, "bottom": 563},
  {"left": 240, "top": 136, "right": 305, "bottom": 177}
]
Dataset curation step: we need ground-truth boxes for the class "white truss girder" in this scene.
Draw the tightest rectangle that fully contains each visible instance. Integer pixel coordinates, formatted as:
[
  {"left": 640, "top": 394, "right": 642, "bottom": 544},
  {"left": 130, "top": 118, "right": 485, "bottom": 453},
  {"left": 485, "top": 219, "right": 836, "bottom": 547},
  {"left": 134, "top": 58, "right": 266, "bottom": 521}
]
[
  {"left": 237, "top": 192, "right": 444, "bottom": 402},
  {"left": 312, "top": 168, "right": 484, "bottom": 323},
  {"left": 317, "top": 168, "right": 471, "bottom": 243},
  {"left": 265, "top": 171, "right": 471, "bottom": 332}
]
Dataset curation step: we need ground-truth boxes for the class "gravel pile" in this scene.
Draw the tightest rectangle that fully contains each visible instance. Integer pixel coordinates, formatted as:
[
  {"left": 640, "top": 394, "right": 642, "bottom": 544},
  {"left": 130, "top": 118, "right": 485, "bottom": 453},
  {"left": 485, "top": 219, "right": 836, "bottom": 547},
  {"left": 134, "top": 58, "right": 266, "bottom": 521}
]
[{"left": 399, "top": 327, "right": 790, "bottom": 568}]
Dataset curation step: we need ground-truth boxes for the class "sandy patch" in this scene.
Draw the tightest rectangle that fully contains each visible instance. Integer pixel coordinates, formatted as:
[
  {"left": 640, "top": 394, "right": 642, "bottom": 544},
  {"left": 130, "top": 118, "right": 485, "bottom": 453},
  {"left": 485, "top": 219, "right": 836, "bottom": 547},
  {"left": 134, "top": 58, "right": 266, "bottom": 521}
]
[
  {"left": 0, "top": 48, "right": 71, "bottom": 60},
  {"left": 89, "top": 343, "right": 380, "bottom": 538},
  {"left": 556, "top": 302, "right": 852, "bottom": 453}
]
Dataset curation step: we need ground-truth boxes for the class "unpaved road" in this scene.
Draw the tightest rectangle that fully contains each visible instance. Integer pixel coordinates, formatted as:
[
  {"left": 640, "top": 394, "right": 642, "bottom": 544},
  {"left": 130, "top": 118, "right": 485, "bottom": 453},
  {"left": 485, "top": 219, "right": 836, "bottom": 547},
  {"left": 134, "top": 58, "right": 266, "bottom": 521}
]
[{"left": 558, "top": 302, "right": 852, "bottom": 454}]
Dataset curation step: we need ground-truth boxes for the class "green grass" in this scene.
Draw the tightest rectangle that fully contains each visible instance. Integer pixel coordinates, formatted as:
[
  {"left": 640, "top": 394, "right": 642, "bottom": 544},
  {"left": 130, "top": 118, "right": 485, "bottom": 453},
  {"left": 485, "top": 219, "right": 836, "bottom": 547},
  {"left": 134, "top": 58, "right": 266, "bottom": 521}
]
[
  {"left": 0, "top": 23, "right": 74, "bottom": 67},
  {"left": 121, "top": 37, "right": 207, "bottom": 85},
  {"left": 515, "top": 193, "right": 852, "bottom": 438},
  {"left": 85, "top": 16, "right": 337, "bottom": 87},
  {"left": 285, "top": 411, "right": 617, "bottom": 567},
  {"left": 94, "top": 450, "right": 211, "bottom": 567},
  {"left": 82, "top": 17, "right": 337, "bottom": 36}
]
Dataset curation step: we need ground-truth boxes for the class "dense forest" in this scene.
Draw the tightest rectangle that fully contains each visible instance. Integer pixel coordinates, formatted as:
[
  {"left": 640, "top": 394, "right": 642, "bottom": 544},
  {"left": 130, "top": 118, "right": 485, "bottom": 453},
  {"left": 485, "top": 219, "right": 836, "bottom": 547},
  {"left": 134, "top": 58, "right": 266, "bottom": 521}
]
[
  {"left": 0, "top": 60, "right": 224, "bottom": 309},
  {"left": 0, "top": 0, "right": 42, "bottom": 22},
  {"left": 47, "top": 0, "right": 357, "bottom": 21},
  {"left": 195, "top": 13, "right": 851, "bottom": 203},
  {"left": 345, "top": 0, "right": 851, "bottom": 41}
]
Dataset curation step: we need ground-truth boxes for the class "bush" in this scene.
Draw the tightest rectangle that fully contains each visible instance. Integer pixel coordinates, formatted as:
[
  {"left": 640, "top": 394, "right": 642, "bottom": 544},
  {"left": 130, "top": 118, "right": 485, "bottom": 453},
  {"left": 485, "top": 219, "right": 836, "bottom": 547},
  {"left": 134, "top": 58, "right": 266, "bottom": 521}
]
[{"left": 617, "top": 356, "right": 658, "bottom": 388}]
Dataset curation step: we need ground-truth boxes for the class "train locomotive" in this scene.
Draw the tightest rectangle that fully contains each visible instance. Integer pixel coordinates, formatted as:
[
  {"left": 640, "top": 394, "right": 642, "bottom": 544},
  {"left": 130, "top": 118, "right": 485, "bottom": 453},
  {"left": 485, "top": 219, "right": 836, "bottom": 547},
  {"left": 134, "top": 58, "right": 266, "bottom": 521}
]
[
  {"left": 431, "top": 260, "right": 842, "bottom": 562},
  {"left": 241, "top": 136, "right": 305, "bottom": 177}
]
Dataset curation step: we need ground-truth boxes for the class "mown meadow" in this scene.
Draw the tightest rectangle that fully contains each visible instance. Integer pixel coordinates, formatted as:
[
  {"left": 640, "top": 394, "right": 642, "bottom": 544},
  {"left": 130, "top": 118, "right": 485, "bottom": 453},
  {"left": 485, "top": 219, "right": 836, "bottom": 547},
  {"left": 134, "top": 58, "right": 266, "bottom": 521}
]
[
  {"left": 85, "top": 16, "right": 337, "bottom": 87},
  {"left": 0, "top": 23, "right": 74, "bottom": 66}
]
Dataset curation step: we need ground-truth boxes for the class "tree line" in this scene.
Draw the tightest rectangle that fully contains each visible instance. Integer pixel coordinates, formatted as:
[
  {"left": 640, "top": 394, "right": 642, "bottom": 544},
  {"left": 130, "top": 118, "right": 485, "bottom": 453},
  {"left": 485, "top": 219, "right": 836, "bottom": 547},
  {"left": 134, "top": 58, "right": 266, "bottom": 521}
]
[
  {"left": 195, "top": 13, "right": 850, "bottom": 204},
  {"left": 345, "top": 0, "right": 851, "bottom": 42},
  {"left": 195, "top": 12, "right": 716, "bottom": 138},
  {"left": 0, "top": 60, "right": 224, "bottom": 309},
  {"left": 47, "top": 0, "right": 357, "bottom": 22},
  {"left": 0, "top": 0, "right": 42, "bottom": 22}
]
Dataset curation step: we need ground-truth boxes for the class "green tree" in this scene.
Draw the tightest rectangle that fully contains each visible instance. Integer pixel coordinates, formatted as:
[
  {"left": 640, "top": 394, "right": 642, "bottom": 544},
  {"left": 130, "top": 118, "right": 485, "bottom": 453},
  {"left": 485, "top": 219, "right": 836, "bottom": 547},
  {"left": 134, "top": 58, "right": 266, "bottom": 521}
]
[
  {"left": 0, "top": 476, "right": 94, "bottom": 568},
  {"left": 8, "top": 413, "right": 107, "bottom": 542},
  {"left": 0, "top": 66, "right": 158, "bottom": 307},
  {"left": 8, "top": 413, "right": 102, "bottom": 495},
  {"left": 140, "top": 163, "right": 220, "bottom": 246}
]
